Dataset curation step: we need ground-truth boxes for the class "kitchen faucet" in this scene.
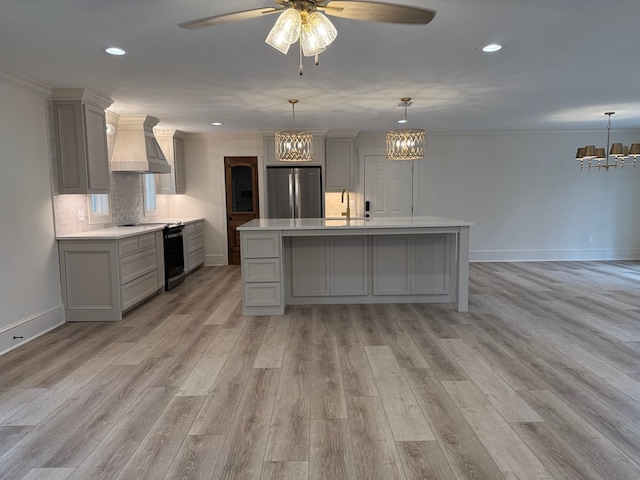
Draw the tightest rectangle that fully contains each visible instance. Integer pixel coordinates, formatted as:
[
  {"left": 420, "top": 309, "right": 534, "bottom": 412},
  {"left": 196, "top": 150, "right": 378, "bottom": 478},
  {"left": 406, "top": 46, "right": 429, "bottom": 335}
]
[{"left": 341, "top": 188, "right": 351, "bottom": 221}]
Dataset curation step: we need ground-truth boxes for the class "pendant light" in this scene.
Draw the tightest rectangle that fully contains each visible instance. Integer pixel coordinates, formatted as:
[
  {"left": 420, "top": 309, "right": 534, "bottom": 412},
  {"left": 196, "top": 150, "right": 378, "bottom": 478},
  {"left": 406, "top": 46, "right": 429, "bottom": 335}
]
[
  {"left": 275, "top": 99, "right": 313, "bottom": 162},
  {"left": 575, "top": 112, "right": 638, "bottom": 170},
  {"left": 386, "top": 97, "right": 426, "bottom": 160}
]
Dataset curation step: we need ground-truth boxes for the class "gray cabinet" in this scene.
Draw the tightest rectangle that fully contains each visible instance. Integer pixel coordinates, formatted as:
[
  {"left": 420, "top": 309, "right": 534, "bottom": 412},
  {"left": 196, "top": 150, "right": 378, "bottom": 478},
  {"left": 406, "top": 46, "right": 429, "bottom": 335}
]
[
  {"left": 240, "top": 231, "right": 283, "bottom": 313},
  {"left": 52, "top": 89, "right": 113, "bottom": 194},
  {"left": 155, "top": 130, "right": 186, "bottom": 194},
  {"left": 372, "top": 234, "right": 453, "bottom": 296},
  {"left": 184, "top": 220, "right": 205, "bottom": 273},
  {"left": 58, "top": 231, "right": 161, "bottom": 321},
  {"left": 325, "top": 138, "right": 356, "bottom": 191},
  {"left": 289, "top": 236, "right": 368, "bottom": 297}
]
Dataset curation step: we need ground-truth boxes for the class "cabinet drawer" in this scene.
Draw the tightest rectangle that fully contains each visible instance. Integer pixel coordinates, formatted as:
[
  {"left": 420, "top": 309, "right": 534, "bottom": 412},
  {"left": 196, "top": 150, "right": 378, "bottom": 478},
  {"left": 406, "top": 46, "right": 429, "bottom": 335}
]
[
  {"left": 243, "top": 258, "right": 280, "bottom": 283},
  {"left": 139, "top": 233, "right": 156, "bottom": 251},
  {"left": 119, "top": 249, "right": 157, "bottom": 285},
  {"left": 186, "top": 232, "right": 204, "bottom": 254},
  {"left": 241, "top": 232, "right": 280, "bottom": 258},
  {"left": 244, "top": 283, "right": 281, "bottom": 307},
  {"left": 118, "top": 237, "right": 140, "bottom": 258},
  {"left": 121, "top": 270, "right": 158, "bottom": 311},
  {"left": 184, "top": 221, "right": 203, "bottom": 236},
  {"left": 186, "top": 247, "right": 205, "bottom": 272}
]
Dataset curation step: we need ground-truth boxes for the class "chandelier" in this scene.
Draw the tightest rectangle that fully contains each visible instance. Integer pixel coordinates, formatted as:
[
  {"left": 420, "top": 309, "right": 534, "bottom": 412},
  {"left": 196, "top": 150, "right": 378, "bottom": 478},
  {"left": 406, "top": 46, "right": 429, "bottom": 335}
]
[
  {"left": 386, "top": 97, "right": 426, "bottom": 160},
  {"left": 576, "top": 112, "right": 640, "bottom": 170},
  {"left": 275, "top": 99, "right": 313, "bottom": 162},
  {"left": 265, "top": 1, "right": 337, "bottom": 74}
]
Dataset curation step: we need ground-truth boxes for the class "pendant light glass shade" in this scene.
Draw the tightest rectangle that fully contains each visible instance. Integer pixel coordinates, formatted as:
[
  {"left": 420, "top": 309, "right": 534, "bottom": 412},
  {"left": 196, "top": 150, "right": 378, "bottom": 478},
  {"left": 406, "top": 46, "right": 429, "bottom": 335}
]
[
  {"left": 386, "top": 98, "right": 426, "bottom": 160},
  {"left": 265, "top": 9, "right": 302, "bottom": 54},
  {"left": 275, "top": 99, "right": 313, "bottom": 162},
  {"left": 301, "top": 12, "right": 337, "bottom": 57}
]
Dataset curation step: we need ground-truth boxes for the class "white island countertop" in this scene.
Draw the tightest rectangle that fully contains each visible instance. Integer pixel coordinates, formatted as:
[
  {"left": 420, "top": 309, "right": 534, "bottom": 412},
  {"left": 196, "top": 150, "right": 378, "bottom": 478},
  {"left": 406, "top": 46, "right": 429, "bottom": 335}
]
[
  {"left": 237, "top": 216, "right": 473, "bottom": 232},
  {"left": 56, "top": 217, "right": 204, "bottom": 240}
]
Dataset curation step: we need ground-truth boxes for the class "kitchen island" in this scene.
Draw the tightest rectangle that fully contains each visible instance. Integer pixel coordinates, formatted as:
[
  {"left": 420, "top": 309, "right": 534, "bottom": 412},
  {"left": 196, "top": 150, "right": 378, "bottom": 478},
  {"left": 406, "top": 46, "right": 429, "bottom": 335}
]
[{"left": 237, "top": 216, "right": 473, "bottom": 316}]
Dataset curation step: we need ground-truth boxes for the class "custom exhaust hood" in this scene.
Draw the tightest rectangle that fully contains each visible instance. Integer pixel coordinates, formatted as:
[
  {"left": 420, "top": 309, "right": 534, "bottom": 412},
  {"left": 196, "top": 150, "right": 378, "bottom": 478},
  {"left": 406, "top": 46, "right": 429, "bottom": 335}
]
[{"left": 110, "top": 115, "right": 171, "bottom": 174}]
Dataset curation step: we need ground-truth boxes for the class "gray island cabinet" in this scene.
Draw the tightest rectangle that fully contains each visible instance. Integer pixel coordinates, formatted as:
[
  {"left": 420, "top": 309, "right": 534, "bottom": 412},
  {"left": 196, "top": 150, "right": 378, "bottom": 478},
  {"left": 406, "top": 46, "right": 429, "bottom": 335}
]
[{"left": 237, "top": 216, "right": 473, "bottom": 316}]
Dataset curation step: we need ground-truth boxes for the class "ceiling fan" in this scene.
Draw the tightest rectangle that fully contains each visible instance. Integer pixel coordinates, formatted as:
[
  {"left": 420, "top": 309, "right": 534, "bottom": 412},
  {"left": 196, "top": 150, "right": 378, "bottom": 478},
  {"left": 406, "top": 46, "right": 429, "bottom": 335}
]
[{"left": 179, "top": 0, "right": 436, "bottom": 73}]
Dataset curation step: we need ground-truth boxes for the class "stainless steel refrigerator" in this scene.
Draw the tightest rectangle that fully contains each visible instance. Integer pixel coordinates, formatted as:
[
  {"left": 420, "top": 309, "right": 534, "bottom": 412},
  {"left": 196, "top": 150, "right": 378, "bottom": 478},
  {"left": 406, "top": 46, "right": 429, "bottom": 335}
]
[{"left": 267, "top": 166, "right": 323, "bottom": 218}]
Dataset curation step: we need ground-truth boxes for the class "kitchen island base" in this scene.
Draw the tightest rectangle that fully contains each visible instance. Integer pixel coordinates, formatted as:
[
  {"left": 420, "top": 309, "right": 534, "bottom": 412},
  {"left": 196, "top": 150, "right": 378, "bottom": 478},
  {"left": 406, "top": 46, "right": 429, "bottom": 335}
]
[{"left": 238, "top": 217, "right": 472, "bottom": 316}]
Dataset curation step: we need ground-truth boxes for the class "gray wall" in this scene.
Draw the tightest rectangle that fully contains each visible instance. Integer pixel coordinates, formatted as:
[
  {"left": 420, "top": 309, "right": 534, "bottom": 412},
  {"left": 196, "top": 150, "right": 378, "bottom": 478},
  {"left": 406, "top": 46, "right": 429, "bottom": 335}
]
[
  {"left": 0, "top": 72, "right": 64, "bottom": 354},
  {"left": 358, "top": 130, "right": 640, "bottom": 261}
]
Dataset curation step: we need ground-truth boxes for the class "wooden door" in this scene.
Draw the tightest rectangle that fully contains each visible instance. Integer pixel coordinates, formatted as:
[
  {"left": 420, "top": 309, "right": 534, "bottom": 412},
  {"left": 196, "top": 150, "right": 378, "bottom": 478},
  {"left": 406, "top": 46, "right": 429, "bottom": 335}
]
[
  {"left": 363, "top": 154, "right": 413, "bottom": 217},
  {"left": 225, "top": 157, "right": 259, "bottom": 265}
]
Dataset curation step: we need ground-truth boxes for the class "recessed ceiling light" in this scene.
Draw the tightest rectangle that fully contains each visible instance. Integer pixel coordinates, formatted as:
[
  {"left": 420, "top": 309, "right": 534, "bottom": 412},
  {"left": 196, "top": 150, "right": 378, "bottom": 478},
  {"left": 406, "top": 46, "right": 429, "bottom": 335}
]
[
  {"left": 105, "top": 47, "right": 126, "bottom": 56},
  {"left": 481, "top": 43, "right": 502, "bottom": 53},
  {"left": 211, "top": 122, "right": 223, "bottom": 126}
]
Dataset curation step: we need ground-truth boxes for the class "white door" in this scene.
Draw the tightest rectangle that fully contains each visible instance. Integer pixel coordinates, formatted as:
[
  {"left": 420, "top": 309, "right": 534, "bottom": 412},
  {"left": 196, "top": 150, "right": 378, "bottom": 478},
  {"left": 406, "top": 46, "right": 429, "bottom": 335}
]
[{"left": 363, "top": 155, "right": 413, "bottom": 217}]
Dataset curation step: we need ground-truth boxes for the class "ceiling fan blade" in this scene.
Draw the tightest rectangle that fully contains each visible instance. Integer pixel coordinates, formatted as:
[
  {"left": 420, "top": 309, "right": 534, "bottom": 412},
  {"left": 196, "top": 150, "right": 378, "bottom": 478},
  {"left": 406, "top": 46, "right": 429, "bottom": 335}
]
[
  {"left": 322, "top": 1, "right": 436, "bottom": 25},
  {"left": 179, "top": 7, "right": 281, "bottom": 29}
]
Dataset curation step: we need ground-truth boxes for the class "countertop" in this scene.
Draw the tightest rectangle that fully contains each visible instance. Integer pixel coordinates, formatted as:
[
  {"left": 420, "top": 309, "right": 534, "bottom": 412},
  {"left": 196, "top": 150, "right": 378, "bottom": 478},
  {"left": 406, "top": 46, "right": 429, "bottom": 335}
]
[
  {"left": 237, "top": 216, "right": 474, "bottom": 232},
  {"left": 56, "top": 218, "right": 204, "bottom": 240}
]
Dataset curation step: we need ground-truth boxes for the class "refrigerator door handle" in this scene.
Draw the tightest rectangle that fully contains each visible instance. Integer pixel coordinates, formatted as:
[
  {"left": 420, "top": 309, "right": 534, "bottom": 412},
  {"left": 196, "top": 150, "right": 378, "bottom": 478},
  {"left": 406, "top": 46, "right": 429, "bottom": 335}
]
[
  {"left": 288, "top": 172, "right": 295, "bottom": 218},
  {"left": 294, "top": 171, "right": 301, "bottom": 218}
]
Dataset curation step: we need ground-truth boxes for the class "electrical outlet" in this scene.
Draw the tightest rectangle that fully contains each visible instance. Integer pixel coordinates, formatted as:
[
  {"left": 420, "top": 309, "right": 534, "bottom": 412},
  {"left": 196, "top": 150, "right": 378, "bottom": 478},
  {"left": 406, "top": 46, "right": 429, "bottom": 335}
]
[
  {"left": 78, "top": 210, "right": 85, "bottom": 222},
  {"left": 588, "top": 235, "right": 593, "bottom": 244}
]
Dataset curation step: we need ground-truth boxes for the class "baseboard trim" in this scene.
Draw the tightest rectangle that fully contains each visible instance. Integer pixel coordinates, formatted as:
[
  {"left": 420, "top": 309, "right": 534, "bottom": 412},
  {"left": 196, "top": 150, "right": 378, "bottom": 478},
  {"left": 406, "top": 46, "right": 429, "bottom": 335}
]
[
  {"left": 0, "top": 305, "right": 65, "bottom": 357},
  {"left": 470, "top": 249, "right": 640, "bottom": 262},
  {"left": 205, "top": 253, "right": 226, "bottom": 267}
]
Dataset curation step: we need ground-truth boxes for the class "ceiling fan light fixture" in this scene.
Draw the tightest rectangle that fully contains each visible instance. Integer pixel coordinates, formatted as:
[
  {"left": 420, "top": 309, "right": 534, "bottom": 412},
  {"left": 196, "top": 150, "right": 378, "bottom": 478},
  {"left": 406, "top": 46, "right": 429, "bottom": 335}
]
[
  {"left": 386, "top": 97, "right": 426, "bottom": 160},
  {"left": 265, "top": 8, "right": 302, "bottom": 54},
  {"left": 300, "top": 12, "right": 337, "bottom": 56}
]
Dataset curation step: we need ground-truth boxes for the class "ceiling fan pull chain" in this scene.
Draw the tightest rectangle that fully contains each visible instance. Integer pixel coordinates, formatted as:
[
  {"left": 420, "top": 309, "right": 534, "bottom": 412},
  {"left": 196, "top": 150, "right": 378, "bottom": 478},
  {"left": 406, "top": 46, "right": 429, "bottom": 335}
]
[
  {"left": 315, "top": 53, "right": 319, "bottom": 66},
  {"left": 299, "top": 41, "right": 304, "bottom": 75}
]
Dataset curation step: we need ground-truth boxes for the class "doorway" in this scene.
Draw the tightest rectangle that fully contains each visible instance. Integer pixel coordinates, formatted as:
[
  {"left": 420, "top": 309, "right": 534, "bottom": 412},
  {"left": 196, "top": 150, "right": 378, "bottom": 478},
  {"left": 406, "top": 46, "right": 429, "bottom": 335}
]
[
  {"left": 225, "top": 157, "right": 259, "bottom": 265},
  {"left": 363, "top": 154, "right": 413, "bottom": 217}
]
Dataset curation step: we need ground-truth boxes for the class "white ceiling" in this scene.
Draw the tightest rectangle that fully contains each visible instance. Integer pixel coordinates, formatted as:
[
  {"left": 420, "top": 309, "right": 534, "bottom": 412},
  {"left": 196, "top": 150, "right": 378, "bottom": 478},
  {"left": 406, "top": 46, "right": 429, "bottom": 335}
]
[{"left": 1, "top": 0, "right": 639, "bottom": 134}]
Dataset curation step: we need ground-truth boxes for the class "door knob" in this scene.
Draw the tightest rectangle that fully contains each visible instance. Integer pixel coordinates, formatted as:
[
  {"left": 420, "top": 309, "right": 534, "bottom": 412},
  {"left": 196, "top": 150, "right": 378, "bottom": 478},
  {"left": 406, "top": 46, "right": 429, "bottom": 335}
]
[{"left": 228, "top": 216, "right": 233, "bottom": 220}]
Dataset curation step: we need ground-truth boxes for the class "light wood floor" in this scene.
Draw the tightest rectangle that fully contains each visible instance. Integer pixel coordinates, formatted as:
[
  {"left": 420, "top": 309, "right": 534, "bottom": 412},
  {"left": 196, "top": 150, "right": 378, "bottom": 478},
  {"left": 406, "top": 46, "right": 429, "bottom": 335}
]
[{"left": 1, "top": 261, "right": 640, "bottom": 480}]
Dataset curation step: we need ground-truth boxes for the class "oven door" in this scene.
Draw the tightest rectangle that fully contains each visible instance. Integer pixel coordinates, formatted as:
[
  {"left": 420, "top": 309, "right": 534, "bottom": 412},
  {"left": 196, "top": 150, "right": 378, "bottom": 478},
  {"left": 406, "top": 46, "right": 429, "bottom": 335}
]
[{"left": 164, "top": 226, "right": 185, "bottom": 290}]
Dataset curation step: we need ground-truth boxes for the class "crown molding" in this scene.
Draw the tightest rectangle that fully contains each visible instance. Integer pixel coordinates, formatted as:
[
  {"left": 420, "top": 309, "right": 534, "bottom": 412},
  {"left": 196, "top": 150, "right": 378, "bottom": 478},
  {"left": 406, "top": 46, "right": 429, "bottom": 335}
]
[
  {"left": 0, "top": 68, "right": 51, "bottom": 98},
  {"left": 52, "top": 88, "right": 113, "bottom": 110}
]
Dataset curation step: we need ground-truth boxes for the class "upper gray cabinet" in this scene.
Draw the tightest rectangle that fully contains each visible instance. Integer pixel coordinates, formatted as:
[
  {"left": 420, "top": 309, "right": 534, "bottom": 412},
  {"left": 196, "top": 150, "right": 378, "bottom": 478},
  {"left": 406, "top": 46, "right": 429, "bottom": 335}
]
[
  {"left": 325, "top": 137, "right": 356, "bottom": 192},
  {"left": 155, "top": 130, "right": 186, "bottom": 194},
  {"left": 52, "top": 89, "right": 113, "bottom": 194}
]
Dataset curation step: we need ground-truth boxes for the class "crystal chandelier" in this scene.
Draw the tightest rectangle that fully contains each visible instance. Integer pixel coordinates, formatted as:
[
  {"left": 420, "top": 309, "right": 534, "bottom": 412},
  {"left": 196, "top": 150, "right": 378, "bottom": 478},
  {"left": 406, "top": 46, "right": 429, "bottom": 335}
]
[
  {"left": 275, "top": 99, "right": 313, "bottom": 162},
  {"left": 576, "top": 112, "right": 639, "bottom": 170},
  {"left": 386, "top": 98, "right": 426, "bottom": 160},
  {"left": 265, "top": 1, "right": 337, "bottom": 74}
]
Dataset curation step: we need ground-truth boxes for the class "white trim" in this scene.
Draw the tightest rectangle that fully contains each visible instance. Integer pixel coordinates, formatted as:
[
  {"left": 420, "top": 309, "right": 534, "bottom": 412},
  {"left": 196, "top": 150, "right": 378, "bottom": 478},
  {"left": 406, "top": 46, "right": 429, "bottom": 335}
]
[
  {"left": 0, "top": 305, "right": 65, "bottom": 357},
  {"left": 205, "top": 254, "right": 226, "bottom": 266},
  {"left": 0, "top": 67, "right": 52, "bottom": 98},
  {"left": 470, "top": 249, "right": 640, "bottom": 262}
]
